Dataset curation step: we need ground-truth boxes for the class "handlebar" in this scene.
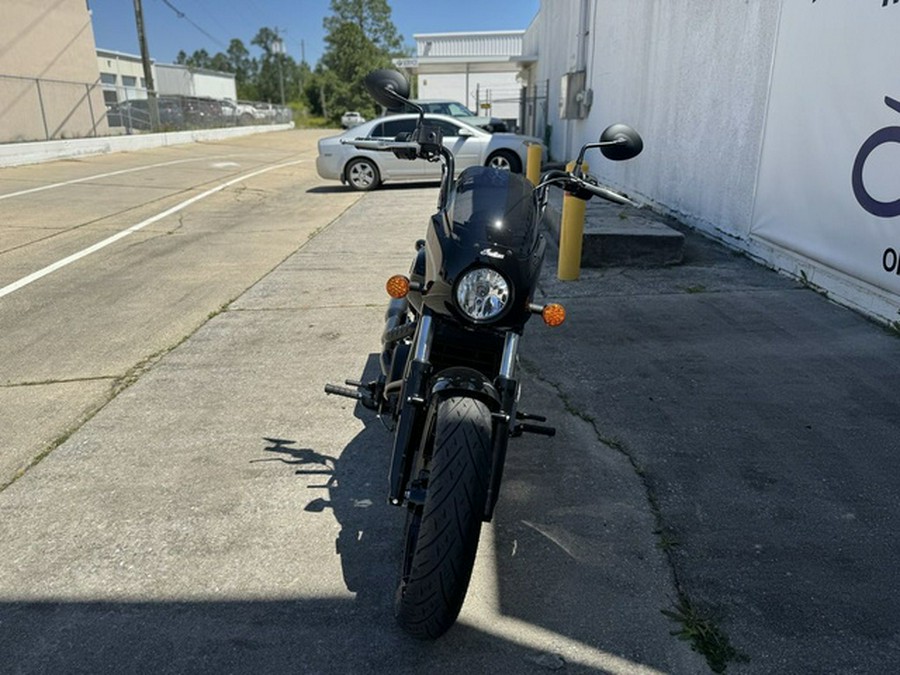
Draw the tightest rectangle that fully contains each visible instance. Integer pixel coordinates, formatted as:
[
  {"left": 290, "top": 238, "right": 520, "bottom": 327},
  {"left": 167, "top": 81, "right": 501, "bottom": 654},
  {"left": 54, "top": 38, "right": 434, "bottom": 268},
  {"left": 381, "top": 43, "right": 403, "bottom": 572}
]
[{"left": 537, "top": 169, "right": 641, "bottom": 208}]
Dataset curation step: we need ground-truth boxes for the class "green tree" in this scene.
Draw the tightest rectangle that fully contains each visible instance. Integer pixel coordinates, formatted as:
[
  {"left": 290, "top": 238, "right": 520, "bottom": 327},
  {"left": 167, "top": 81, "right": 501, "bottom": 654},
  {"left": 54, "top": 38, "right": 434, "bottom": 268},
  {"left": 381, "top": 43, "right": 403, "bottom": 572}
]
[
  {"left": 316, "top": 0, "right": 407, "bottom": 122},
  {"left": 225, "top": 39, "right": 257, "bottom": 98},
  {"left": 323, "top": 0, "right": 405, "bottom": 53}
]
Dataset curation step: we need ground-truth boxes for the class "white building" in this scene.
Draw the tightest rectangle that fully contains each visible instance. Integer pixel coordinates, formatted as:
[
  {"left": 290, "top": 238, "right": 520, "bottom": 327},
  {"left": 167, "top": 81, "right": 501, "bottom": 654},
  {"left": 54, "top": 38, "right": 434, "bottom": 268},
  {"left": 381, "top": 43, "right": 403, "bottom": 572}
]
[
  {"left": 401, "top": 31, "right": 535, "bottom": 131},
  {"left": 154, "top": 64, "right": 236, "bottom": 101},
  {"left": 522, "top": 0, "right": 900, "bottom": 326},
  {"left": 96, "top": 51, "right": 237, "bottom": 104},
  {"left": 97, "top": 49, "right": 148, "bottom": 106}
]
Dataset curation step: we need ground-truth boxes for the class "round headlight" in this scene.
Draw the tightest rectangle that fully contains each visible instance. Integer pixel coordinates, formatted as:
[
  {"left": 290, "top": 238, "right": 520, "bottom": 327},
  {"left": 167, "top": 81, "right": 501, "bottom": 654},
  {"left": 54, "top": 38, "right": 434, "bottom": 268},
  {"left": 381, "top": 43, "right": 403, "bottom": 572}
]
[{"left": 455, "top": 268, "right": 510, "bottom": 321}]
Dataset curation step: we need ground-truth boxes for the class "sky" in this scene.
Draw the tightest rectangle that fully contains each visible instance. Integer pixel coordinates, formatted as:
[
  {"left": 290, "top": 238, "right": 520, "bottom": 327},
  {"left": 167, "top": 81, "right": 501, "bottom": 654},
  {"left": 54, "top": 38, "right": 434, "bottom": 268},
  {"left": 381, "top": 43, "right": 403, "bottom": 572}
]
[{"left": 88, "top": 0, "right": 540, "bottom": 67}]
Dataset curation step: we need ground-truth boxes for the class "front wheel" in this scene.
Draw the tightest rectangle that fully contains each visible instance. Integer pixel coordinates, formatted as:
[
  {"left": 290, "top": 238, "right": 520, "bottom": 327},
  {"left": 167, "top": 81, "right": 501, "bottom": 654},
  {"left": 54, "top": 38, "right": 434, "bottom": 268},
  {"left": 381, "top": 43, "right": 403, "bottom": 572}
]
[
  {"left": 395, "top": 396, "right": 492, "bottom": 639},
  {"left": 487, "top": 149, "right": 522, "bottom": 173}
]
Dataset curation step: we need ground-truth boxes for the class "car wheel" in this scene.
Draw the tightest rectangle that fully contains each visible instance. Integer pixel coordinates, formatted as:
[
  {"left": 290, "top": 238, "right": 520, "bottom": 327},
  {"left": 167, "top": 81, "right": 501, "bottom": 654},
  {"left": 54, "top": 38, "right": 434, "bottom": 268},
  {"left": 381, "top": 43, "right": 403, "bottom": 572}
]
[
  {"left": 487, "top": 150, "right": 522, "bottom": 174},
  {"left": 345, "top": 158, "right": 381, "bottom": 191}
]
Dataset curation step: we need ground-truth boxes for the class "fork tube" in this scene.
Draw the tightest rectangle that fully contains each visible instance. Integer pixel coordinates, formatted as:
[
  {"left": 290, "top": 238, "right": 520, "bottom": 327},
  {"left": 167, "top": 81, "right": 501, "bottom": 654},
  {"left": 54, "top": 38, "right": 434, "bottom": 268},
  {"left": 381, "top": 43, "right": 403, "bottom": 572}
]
[
  {"left": 412, "top": 313, "right": 433, "bottom": 363},
  {"left": 388, "top": 311, "right": 434, "bottom": 505},
  {"left": 499, "top": 332, "right": 520, "bottom": 379}
]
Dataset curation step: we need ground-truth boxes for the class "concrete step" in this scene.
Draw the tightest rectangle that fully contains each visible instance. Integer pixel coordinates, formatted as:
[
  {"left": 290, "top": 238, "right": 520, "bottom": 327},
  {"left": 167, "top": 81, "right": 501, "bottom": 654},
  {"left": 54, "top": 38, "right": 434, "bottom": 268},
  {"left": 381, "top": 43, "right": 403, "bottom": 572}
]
[{"left": 545, "top": 193, "right": 685, "bottom": 267}]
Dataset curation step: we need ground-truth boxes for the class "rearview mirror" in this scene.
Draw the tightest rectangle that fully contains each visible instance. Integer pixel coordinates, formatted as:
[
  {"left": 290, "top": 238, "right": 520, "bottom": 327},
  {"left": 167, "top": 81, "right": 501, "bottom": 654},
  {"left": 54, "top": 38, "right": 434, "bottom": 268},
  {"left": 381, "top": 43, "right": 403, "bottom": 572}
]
[
  {"left": 364, "top": 69, "right": 411, "bottom": 109},
  {"left": 599, "top": 124, "right": 643, "bottom": 161}
]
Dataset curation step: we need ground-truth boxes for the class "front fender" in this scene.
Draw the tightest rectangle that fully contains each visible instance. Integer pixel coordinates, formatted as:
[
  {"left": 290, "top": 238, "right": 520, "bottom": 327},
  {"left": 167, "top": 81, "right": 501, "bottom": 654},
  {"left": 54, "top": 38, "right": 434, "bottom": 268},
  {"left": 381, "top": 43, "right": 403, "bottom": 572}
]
[{"left": 430, "top": 367, "right": 501, "bottom": 412}]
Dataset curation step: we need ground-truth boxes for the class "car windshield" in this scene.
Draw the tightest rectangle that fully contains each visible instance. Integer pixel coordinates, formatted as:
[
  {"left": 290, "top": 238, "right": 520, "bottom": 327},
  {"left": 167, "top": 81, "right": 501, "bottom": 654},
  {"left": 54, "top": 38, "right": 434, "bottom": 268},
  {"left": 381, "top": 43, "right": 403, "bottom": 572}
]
[{"left": 447, "top": 102, "right": 476, "bottom": 116}]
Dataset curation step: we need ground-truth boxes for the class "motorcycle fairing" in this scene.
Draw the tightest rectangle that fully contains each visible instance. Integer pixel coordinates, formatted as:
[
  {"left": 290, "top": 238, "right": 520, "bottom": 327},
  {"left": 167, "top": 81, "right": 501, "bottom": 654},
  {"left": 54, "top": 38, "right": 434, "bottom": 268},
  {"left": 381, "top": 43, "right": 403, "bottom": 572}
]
[{"left": 422, "top": 167, "right": 545, "bottom": 329}]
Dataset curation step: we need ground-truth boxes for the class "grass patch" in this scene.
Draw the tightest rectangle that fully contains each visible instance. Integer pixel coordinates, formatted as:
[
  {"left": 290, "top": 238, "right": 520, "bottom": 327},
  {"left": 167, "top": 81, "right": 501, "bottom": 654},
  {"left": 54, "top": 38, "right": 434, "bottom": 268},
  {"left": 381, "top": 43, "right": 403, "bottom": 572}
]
[
  {"left": 662, "top": 596, "right": 749, "bottom": 673},
  {"left": 294, "top": 115, "right": 338, "bottom": 129}
]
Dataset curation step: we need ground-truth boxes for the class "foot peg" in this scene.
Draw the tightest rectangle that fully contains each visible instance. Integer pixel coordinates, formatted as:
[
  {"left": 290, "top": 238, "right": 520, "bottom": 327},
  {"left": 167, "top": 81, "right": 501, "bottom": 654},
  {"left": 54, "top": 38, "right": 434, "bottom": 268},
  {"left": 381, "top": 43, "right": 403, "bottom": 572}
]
[
  {"left": 512, "top": 423, "right": 556, "bottom": 437},
  {"left": 324, "top": 380, "right": 379, "bottom": 411}
]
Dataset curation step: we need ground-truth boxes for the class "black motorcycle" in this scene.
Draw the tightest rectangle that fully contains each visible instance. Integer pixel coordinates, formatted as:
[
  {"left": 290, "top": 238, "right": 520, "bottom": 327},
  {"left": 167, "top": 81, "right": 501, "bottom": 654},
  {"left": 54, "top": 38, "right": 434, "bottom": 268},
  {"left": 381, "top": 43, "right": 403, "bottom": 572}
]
[{"left": 326, "top": 69, "right": 643, "bottom": 639}]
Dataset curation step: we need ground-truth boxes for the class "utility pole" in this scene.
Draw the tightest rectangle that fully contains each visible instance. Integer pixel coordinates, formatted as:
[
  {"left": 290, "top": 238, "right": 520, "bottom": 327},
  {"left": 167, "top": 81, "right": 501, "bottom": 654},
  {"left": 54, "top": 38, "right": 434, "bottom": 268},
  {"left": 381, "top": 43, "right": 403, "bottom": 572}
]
[
  {"left": 272, "top": 29, "right": 286, "bottom": 106},
  {"left": 133, "top": 0, "right": 159, "bottom": 131}
]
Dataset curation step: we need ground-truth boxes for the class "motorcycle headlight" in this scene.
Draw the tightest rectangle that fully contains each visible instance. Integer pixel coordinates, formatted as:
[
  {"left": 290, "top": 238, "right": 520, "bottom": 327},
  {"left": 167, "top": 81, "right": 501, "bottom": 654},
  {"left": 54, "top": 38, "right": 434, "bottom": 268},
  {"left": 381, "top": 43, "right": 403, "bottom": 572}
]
[{"left": 455, "top": 268, "right": 510, "bottom": 321}]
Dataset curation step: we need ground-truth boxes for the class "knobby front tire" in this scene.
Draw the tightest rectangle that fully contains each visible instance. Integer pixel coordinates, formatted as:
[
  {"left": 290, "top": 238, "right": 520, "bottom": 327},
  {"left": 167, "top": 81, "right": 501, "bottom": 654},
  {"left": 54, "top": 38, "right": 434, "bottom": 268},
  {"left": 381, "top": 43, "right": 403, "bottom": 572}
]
[{"left": 395, "top": 396, "right": 492, "bottom": 639}]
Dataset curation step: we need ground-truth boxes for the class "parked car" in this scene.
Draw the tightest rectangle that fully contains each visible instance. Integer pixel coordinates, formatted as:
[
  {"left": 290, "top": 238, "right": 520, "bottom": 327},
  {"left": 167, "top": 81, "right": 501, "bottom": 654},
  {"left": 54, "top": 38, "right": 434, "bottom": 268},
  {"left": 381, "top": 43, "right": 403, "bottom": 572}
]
[
  {"left": 388, "top": 100, "right": 508, "bottom": 132},
  {"left": 233, "top": 100, "right": 266, "bottom": 124},
  {"left": 188, "top": 97, "right": 226, "bottom": 127},
  {"left": 254, "top": 102, "right": 278, "bottom": 122},
  {"left": 316, "top": 113, "right": 543, "bottom": 191},
  {"left": 105, "top": 97, "right": 184, "bottom": 130},
  {"left": 341, "top": 111, "right": 366, "bottom": 128}
]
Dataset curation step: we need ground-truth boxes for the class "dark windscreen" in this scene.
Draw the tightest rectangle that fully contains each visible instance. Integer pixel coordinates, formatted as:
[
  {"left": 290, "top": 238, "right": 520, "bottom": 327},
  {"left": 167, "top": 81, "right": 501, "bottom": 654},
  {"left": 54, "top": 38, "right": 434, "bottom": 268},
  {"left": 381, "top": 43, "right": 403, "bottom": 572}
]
[{"left": 446, "top": 167, "right": 537, "bottom": 255}]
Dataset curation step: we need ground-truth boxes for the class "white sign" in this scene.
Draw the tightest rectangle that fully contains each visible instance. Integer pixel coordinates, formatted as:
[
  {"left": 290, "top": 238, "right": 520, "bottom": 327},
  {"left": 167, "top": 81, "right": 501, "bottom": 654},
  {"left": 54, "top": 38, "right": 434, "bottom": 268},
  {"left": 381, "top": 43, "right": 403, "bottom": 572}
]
[{"left": 752, "top": 1, "right": 900, "bottom": 294}]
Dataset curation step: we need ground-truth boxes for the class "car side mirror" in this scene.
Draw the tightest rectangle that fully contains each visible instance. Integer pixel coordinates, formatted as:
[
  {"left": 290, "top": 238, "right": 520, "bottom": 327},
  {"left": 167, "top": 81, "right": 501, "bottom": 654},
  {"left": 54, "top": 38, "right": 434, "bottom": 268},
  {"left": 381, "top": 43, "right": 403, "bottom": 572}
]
[{"left": 363, "top": 69, "right": 411, "bottom": 109}]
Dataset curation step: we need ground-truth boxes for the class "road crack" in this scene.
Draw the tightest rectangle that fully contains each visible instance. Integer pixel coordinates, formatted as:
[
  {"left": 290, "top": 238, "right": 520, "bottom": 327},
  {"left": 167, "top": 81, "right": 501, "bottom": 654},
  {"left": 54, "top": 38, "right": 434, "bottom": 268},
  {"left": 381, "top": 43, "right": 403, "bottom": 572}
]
[{"left": 519, "top": 356, "right": 748, "bottom": 673}]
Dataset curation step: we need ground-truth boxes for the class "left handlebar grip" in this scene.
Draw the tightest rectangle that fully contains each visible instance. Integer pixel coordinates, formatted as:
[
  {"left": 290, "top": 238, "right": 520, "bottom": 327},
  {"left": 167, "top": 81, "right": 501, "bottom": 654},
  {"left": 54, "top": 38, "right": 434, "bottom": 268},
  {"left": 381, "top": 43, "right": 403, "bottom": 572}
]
[{"left": 582, "top": 182, "right": 640, "bottom": 207}]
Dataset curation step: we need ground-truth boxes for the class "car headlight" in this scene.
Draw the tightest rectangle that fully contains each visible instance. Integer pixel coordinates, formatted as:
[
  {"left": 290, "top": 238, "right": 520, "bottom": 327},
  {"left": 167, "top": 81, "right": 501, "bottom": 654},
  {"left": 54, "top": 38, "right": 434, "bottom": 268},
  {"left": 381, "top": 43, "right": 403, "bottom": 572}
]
[{"left": 455, "top": 268, "right": 510, "bottom": 321}]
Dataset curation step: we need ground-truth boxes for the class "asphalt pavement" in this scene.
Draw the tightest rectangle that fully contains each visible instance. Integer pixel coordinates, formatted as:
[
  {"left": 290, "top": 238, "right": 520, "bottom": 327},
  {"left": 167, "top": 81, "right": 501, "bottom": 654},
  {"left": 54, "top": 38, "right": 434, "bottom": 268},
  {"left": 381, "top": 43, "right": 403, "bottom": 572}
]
[
  {"left": 531, "top": 203, "right": 900, "bottom": 673},
  {"left": 2, "top": 168, "right": 899, "bottom": 674}
]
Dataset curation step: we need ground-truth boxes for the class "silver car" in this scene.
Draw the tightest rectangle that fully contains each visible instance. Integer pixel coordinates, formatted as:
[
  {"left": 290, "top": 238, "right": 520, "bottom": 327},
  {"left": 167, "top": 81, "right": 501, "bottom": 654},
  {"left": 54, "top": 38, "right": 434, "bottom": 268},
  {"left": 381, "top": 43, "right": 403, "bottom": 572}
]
[{"left": 316, "top": 114, "right": 543, "bottom": 191}]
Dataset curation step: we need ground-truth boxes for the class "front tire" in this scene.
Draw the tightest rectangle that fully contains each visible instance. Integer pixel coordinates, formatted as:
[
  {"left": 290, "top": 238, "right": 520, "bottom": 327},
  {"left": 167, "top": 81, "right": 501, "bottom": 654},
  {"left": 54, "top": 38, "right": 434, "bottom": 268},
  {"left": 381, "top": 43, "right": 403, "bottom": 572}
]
[
  {"left": 487, "top": 150, "right": 522, "bottom": 173},
  {"left": 345, "top": 158, "right": 381, "bottom": 191},
  {"left": 395, "top": 396, "right": 491, "bottom": 639}
]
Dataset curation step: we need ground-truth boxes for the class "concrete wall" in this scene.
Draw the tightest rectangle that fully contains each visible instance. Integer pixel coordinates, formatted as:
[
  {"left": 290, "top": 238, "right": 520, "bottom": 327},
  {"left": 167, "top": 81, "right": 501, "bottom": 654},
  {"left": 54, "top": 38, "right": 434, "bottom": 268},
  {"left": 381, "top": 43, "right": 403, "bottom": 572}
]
[{"left": 0, "top": 0, "right": 108, "bottom": 141}]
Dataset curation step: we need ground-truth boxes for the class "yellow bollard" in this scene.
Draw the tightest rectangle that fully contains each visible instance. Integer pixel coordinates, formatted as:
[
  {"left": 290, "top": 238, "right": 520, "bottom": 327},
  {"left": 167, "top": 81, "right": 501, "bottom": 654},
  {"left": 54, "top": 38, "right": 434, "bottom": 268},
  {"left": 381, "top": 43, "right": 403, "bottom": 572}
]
[
  {"left": 526, "top": 143, "right": 542, "bottom": 186},
  {"left": 558, "top": 161, "right": 588, "bottom": 281}
]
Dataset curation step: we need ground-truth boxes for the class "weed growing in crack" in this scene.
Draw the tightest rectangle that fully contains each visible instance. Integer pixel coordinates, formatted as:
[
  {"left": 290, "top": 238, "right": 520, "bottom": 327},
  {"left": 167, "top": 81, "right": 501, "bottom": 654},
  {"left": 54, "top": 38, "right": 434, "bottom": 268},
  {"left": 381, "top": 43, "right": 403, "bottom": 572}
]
[{"left": 662, "top": 596, "right": 749, "bottom": 673}]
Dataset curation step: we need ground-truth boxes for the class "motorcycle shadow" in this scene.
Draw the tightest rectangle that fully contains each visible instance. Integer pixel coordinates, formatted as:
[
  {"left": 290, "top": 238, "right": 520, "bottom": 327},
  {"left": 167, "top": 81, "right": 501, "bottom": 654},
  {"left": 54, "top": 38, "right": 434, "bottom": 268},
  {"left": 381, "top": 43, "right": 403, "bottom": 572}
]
[{"left": 263, "top": 354, "right": 397, "bottom": 609}]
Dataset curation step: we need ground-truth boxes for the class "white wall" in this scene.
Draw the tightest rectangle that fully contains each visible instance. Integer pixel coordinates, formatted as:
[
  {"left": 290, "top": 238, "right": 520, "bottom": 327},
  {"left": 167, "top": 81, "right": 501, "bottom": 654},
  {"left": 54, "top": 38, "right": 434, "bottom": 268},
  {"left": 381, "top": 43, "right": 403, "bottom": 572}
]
[
  {"left": 533, "top": 0, "right": 781, "bottom": 239},
  {"left": 155, "top": 64, "right": 237, "bottom": 101},
  {"left": 529, "top": 0, "right": 900, "bottom": 324}
]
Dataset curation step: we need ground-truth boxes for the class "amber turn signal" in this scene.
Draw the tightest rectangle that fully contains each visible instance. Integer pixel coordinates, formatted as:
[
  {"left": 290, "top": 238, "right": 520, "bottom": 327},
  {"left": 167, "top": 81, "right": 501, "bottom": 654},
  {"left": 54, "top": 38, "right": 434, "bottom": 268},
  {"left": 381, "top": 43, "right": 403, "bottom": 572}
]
[
  {"left": 541, "top": 303, "right": 566, "bottom": 327},
  {"left": 386, "top": 275, "right": 410, "bottom": 299}
]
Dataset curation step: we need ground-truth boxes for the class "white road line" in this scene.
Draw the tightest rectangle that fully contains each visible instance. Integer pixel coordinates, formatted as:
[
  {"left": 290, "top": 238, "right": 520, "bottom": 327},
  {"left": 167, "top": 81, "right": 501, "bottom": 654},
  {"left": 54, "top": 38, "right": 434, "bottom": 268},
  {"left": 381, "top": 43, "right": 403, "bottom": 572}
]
[
  {"left": 0, "top": 159, "right": 307, "bottom": 299},
  {"left": 0, "top": 156, "right": 230, "bottom": 202}
]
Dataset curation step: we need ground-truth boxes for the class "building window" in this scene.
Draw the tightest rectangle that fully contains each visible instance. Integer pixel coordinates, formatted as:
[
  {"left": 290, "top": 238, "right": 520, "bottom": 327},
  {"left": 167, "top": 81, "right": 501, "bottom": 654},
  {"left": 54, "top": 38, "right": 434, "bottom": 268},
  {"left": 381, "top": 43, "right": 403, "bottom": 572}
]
[
  {"left": 122, "top": 76, "right": 137, "bottom": 87},
  {"left": 100, "top": 72, "right": 117, "bottom": 85}
]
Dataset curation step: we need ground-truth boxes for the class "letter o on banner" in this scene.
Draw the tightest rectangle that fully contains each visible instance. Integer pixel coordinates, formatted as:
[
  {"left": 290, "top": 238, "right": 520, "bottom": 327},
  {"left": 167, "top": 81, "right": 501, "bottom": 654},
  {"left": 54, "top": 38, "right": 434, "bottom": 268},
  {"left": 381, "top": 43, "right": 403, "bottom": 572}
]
[{"left": 883, "top": 247, "right": 898, "bottom": 274}]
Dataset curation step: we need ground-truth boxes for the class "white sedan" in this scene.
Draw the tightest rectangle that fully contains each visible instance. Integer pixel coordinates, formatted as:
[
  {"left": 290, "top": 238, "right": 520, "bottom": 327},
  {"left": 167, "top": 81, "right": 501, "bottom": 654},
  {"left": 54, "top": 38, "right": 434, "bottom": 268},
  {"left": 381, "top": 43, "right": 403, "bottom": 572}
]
[{"left": 316, "top": 114, "right": 544, "bottom": 191}]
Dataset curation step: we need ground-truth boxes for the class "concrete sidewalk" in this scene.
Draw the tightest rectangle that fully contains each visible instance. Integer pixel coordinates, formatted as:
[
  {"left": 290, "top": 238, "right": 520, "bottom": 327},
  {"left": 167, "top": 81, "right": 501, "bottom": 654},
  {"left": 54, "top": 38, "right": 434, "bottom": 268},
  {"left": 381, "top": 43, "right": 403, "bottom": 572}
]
[{"left": 529, "top": 210, "right": 900, "bottom": 672}]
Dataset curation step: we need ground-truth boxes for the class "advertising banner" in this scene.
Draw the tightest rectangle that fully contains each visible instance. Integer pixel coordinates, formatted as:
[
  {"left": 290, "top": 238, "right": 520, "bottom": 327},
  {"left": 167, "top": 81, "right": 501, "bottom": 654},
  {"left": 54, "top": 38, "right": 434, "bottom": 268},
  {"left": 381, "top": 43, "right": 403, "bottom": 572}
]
[{"left": 751, "top": 0, "right": 900, "bottom": 296}]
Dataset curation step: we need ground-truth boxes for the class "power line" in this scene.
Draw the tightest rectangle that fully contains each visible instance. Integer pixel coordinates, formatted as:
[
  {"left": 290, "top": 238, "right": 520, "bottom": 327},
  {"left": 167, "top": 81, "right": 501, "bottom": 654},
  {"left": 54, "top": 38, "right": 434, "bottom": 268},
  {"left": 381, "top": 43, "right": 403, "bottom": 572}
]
[{"left": 158, "top": 0, "right": 228, "bottom": 50}]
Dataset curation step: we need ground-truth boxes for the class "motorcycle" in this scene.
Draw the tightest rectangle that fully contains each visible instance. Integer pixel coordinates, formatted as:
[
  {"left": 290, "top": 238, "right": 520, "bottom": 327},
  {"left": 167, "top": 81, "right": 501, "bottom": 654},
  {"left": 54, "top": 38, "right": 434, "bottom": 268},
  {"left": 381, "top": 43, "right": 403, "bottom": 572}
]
[{"left": 325, "top": 69, "right": 643, "bottom": 639}]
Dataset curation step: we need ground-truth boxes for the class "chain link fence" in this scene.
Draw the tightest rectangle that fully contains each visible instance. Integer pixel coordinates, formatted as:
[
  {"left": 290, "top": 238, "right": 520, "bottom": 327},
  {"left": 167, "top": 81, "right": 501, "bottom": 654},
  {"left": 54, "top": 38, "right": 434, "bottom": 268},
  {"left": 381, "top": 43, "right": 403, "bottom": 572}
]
[
  {"left": 0, "top": 74, "right": 107, "bottom": 143},
  {"left": 1, "top": 74, "right": 292, "bottom": 144}
]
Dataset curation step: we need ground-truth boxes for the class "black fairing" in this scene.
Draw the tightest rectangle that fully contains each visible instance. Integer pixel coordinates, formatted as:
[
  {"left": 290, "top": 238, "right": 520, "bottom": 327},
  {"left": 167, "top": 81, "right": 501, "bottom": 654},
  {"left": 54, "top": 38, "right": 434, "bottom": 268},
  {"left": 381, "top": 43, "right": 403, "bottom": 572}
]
[{"left": 422, "top": 167, "right": 544, "bottom": 331}]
